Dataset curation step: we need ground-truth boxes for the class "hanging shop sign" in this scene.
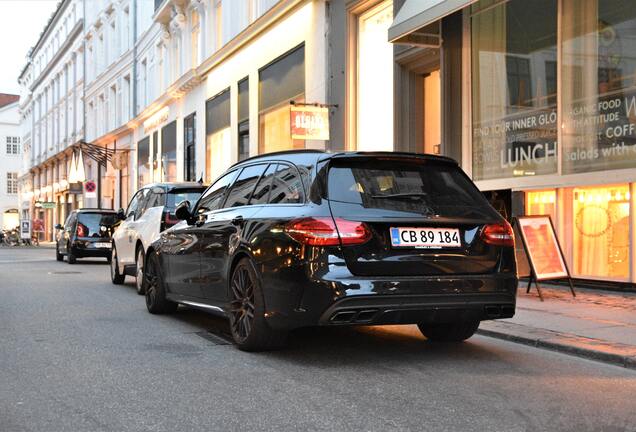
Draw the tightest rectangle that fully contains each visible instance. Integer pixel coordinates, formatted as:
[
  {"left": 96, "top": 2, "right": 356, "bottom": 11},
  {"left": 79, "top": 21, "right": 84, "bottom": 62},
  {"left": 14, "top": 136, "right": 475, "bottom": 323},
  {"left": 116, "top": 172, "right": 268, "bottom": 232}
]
[
  {"left": 35, "top": 201, "right": 56, "bottom": 209},
  {"left": 513, "top": 215, "right": 575, "bottom": 301},
  {"left": 290, "top": 104, "right": 330, "bottom": 140},
  {"left": 84, "top": 180, "right": 97, "bottom": 199}
]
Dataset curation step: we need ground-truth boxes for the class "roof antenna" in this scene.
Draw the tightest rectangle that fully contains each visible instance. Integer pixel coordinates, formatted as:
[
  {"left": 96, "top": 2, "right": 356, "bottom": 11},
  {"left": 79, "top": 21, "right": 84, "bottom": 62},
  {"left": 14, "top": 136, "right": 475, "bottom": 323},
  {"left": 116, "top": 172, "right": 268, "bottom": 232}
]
[{"left": 197, "top": 173, "right": 204, "bottom": 185}]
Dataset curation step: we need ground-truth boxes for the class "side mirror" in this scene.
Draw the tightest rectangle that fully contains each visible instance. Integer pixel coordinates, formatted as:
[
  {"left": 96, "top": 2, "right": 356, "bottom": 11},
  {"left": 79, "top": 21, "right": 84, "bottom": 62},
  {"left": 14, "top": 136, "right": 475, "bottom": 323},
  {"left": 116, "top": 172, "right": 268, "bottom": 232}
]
[
  {"left": 117, "top": 208, "right": 126, "bottom": 220},
  {"left": 174, "top": 200, "right": 192, "bottom": 223},
  {"left": 55, "top": 224, "right": 63, "bottom": 230}
]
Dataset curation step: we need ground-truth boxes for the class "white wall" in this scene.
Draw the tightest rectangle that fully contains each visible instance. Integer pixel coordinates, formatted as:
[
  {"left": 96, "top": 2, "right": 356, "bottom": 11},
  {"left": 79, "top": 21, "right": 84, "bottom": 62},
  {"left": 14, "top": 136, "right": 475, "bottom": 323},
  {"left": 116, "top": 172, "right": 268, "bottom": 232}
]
[{"left": 0, "top": 102, "right": 21, "bottom": 229}]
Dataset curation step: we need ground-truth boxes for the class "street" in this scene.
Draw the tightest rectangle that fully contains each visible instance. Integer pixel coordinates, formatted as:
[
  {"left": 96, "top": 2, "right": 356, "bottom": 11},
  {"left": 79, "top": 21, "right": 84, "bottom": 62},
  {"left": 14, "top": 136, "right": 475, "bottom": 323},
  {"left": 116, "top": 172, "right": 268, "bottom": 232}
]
[{"left": 1, "top": 247, "right": 635, "bottom": 432}]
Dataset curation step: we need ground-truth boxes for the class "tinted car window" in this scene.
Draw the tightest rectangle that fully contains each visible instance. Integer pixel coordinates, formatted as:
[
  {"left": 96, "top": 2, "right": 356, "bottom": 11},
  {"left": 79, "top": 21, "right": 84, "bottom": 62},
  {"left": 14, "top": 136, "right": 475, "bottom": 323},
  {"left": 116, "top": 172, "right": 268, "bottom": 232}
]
[
  {"left": 76, "top": 213, "right": 117, "bottom": 238},
  {"left": 166, "top": 188, "right": 205, "bottom": 211},
  {"left": 64, "top": 213, "right": 75, "bottom": 230},
  {"left": 196, "top": 170, "right": 239, "bottom": 214},
  {"left": 223, "top": 164, "right": 267, "bottom": 208},
  {"left": 327, "top": 158, "right": 492, "bottom": 216},
  {"left": 249, "top": 164, "right": 277, "bottom": 205},
  {"left": 135, "top": 189, "right": 150, "bottom": 219},
  {"left": 269, "top": 164, "right": 304, "bottom": 204}
]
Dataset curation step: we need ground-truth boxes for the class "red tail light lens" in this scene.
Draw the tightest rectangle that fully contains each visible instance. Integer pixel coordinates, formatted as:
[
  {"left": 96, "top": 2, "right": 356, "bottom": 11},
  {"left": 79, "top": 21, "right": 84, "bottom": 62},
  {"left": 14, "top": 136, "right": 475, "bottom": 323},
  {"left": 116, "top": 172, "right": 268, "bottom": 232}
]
[
  {"left": 285, "top": 217, "right": 371, "bottom": 246},
  {"left": 77, "top": 223, "right": 87, "bottom": 237},
  {"left": 161, "top": 210, "right": 179, "bottom": 232},
  {"left": 481, "top": 221, "right": 514, "bottom": 247}
]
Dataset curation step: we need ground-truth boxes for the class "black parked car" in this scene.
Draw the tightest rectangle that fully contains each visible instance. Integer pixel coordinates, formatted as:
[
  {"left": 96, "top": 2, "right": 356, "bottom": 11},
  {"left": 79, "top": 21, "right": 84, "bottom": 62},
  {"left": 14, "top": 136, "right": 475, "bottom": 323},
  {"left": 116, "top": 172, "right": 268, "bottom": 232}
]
[
  {"left": 55, "top": 209, "right": 117, "bottom": 264},
  {"left": 144, "top": 150, "right": 517, "bottom": 351}
]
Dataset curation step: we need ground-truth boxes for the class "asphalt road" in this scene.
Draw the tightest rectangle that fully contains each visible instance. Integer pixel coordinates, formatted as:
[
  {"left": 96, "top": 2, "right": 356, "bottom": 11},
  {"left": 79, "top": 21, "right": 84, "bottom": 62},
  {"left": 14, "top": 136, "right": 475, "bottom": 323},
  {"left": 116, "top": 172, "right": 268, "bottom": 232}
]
[{"left": 1, "top": 247, "right": 635, "bottom": 432}]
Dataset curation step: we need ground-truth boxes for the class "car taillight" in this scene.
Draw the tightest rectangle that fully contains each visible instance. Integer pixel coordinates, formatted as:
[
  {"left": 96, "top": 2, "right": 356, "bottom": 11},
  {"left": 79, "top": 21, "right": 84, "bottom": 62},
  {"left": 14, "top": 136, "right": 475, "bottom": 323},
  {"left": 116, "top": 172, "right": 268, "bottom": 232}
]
[
  {"left": 285, "top": 217, "right": 371, "bottom": 246},
  {"left": 77, "top": 223, "right": 87, "bottom": 237},
  {"left": 161, "top": 210, "right": 179, "bottom": 232},
  {"left": 481, "top": 221, "right": 514, "bottom": 247}
]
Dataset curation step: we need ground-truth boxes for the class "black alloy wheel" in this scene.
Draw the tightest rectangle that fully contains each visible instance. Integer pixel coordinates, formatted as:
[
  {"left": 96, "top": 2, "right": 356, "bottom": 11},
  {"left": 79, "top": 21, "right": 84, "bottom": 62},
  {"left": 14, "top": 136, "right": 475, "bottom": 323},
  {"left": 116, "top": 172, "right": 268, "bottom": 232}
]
[
  {"left": 67, "top": 243, "right": 76, "bottom": 264},
  {"left": 144, "top": 252, "right": 177, "bottom": 314},
  {"left": 110, "top": 245, "right": 125, "bottom": 285},
  {"left": 228, "top": 258, "right": 287, "bottom": 351}
]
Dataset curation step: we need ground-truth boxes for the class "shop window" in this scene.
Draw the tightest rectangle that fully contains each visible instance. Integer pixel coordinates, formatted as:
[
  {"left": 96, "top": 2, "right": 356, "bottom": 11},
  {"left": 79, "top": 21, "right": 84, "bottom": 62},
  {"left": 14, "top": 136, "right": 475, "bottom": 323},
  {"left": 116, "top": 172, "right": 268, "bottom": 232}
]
[
  {"left": 561, "top": 0, "right": 636, "bottom": 174},
  {"left": 526, "top": 190, "right": 556, "bottom": 223},
  {"left": 357, "top": 1, "right": 393, "bottom": 152},
  {"left": 259, "top": 45, "right": 305, "bottom": 154},
  {"left": 471, "top": 0, "right": 558, "bottom": 180},
  {"left": 184, "top": 113, "right": 196, "bottom": 182},
  {"left": 572, "top": 184, "right": 630, "bottom": 279},
  {"left": 161, "top": 121, "right": 177, "bottom": 182},
  {"left": 152, "top": 130, "right": 159, "bottom": 181},
  {"left": 238, "top": 77, "right": 250, "bottom": 161},
  {"left": 206, "top": 88, "right": 231, "bottom": 183},
  {"left": 137, "top": 137, "right": 150, "bottom": 187}
]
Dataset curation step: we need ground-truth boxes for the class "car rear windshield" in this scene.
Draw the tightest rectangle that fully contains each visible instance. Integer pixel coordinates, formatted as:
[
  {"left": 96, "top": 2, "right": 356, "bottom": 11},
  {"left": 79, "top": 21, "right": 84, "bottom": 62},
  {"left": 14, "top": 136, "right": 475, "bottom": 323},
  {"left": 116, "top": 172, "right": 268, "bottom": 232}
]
[
  {"left": 77, "top": 213, "right": 116, "bottom": 238},
  {"left": 327, "top": 158, "right": 492, "bottom": 216},
  {"left": 166, "top": 188, "right": 205, "bottom": 210}
]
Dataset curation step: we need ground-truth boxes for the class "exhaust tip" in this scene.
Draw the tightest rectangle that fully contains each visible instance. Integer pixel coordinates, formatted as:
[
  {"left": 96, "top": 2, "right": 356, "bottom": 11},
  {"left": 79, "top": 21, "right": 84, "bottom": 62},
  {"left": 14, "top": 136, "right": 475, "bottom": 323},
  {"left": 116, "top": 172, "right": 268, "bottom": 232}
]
[{"left": 330, "top": 311, "right": 356, "bottom": 323}]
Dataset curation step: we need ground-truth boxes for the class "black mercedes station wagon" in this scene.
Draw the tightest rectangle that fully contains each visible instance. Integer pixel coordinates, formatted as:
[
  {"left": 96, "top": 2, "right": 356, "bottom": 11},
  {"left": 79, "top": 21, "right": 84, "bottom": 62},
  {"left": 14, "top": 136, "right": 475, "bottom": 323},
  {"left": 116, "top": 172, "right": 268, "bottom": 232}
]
[{"left": 144, "top": 151, "right": 517, "bottom": 351}]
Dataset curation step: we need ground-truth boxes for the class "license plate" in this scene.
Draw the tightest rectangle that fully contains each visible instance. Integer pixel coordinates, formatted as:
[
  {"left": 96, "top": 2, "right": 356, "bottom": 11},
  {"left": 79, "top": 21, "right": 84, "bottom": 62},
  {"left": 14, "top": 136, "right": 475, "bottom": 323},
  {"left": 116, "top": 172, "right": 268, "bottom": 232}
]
[
  {"left": 94, "top": 242, "right": 111, "bottom": 249},
  {"left": 390, "top": 227, "right": 461, "bottom": 248}
]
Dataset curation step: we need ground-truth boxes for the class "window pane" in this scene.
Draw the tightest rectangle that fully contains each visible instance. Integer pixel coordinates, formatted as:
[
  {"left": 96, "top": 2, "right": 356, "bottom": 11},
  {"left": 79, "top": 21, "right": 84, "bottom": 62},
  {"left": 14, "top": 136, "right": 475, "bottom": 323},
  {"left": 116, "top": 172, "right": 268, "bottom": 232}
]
[
  {"left": 269, "top": 164, "right": 304, "bottom": 204},
  {"left": 249, "top": 163, "right": 277, "bottom": 205},
  {"left": 572, "top": 184, "right": 630, "bottom": 279},
  {"left": 561, "top": 0, "right": 636, "bottom": 173},
  {"left": 197, "top": 170, "right": 239, "bottom": 214},
  {"left": 471, "top": 0, "right": 558, "bottom": 180},
  {"left": 206, "top": 89, "right": 232, "bottom": 182},
  {"left": 526, "top": 190, "right": 557, "bottom": 223},
  {"left": 137, "top": 137, "right": 150, "bottom": 187},
  {"left": 259, "top": 100, "right": 305, "bottom": 154},
  {"left": 161, "top": 121, "right": 177, "bottom": 182},
  {"left": 224, "top": 164, "right": 267, "bottom": 208}
]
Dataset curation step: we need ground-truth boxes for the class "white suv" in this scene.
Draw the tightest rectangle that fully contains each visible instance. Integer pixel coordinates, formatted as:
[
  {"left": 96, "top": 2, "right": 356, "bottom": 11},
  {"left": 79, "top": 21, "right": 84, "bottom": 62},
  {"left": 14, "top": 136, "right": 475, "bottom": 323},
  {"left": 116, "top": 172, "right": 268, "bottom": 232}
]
[{"left": 110, "top": 182, "right": 206, "bottom": 293}]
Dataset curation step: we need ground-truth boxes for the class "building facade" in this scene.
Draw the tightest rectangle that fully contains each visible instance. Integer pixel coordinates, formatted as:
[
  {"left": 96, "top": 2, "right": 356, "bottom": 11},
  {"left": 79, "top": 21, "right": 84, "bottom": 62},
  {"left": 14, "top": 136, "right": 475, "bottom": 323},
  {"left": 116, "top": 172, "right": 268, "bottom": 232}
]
[
  {"left": 18, "top": 0, "right": 85, "bottom": 241},
  {"left": 0, "top": 94, "right": 21, "bottom": 230},
  {"left": 18, "top": 0, "right": 636, "bottom": 286}
]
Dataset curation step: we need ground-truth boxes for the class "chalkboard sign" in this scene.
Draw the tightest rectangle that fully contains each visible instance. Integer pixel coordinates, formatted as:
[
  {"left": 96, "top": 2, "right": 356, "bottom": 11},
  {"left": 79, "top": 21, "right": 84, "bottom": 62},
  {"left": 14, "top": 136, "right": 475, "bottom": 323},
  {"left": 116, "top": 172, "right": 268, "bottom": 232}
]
[{"left": 513, "top": 216, "right": 575, "bottom": 301}]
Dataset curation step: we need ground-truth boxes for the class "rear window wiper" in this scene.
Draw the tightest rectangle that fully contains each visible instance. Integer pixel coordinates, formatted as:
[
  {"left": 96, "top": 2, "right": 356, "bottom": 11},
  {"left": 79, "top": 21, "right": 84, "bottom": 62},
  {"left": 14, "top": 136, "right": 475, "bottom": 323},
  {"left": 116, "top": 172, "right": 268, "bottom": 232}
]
[{"left": 371, "top": 192, "right": 429, "bottom": 199}]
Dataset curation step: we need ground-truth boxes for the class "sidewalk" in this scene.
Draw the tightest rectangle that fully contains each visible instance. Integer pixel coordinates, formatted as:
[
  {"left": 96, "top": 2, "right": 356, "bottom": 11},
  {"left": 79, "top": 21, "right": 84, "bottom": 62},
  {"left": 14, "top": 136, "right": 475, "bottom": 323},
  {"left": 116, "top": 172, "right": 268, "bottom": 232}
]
[{"left": 478, "top": 283, "right": 636, "bottom": 369}]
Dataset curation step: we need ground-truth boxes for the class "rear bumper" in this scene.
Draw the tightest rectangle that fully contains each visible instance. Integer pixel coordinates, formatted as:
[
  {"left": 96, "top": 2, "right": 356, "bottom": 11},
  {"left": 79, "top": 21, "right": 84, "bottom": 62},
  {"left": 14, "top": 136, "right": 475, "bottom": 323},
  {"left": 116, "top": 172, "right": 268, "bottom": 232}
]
[
  {"left": 318, "top": 293, "right": 515, "bottom": 326},
  {"left": 261, "top": 259, "right": 517, "bottom": 330}
]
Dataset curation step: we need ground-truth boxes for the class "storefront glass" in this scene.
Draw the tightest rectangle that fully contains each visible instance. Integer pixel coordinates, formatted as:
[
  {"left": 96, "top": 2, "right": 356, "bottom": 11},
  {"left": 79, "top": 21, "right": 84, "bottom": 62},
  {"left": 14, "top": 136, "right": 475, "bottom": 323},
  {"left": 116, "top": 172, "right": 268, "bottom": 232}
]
[
  {"left": 571, "top": 184, "right": 630, "bottom": 279},
  {"left": 259, "top": 45, "right": 305, "bottom": 154},
  {"left": 526, "top": 190, "right": 557, "bottom": 223},
  {"left": 161, "top": 121, "right": 177, "bottom": 182},
  {"left": 562, "top": 0, "right": 636, "bottom": 174},
  {"left": 206, "top": 89, "right": 231, "bottom": 183},
  {"left": 357, "top": 1, "right": 393, "bottom": 152},
  {"left": 471, "top": 0, "right": 558, "bottom": 180},
  {"left": 137, "top": 137, "right": 150, "bottom": 187}
]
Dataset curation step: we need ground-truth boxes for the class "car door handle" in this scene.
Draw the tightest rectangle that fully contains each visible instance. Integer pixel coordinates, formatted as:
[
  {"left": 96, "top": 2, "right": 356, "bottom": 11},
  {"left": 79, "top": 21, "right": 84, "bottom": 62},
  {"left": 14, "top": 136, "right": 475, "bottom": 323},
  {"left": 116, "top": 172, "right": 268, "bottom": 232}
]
[{"left": 231, "top": 216, "right": 244, "bottom": 226}]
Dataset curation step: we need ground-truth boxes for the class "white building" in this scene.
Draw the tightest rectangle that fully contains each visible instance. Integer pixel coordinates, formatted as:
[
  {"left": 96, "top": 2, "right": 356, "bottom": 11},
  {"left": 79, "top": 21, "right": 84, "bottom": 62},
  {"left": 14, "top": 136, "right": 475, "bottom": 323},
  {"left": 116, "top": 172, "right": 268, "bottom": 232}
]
[
  {"left": 0, "top": 94, "right": 21, "bottom": 230},
  {"left": 18, "top": 0, "right": 84, "bottom": 241}
]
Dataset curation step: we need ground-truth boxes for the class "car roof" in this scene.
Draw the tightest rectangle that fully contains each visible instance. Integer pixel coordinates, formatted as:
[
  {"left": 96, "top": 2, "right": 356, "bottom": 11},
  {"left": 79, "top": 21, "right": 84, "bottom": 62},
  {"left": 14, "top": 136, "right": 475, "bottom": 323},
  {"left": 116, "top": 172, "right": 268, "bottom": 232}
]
[
  {"left": 228, "top": 149, "right": 457, "bottom": 169},
  {"left": 142, "top": 182, "right": 207, "bottom": 191},
  {"left": 74, "top": 208, "right": 117, "bottom": 213}
]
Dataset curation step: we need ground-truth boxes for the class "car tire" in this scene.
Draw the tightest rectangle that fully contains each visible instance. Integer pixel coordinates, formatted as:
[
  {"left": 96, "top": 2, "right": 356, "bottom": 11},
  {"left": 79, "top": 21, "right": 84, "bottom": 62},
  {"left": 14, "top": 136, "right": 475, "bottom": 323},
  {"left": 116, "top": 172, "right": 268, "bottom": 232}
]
[
  {"left": 110, "top": 245, "right": 125, "bottom": 285},
  {"left": 67, "top": 244, "right": 77, "bottom": 264},
  {"left": 417, "top": 320, "right": 480, "bottom": 342},
  {"left": 145, "top": 252, "right": 178, "bottom": 314},
  {"left": 228, "top": 258, "right": 287, "bottom": 352},
  {"left": 135, "top": 247, "right": 145, "bottom": 295},
  {"left": 55, "top": 245, "right": 63, "bottom": 261}
]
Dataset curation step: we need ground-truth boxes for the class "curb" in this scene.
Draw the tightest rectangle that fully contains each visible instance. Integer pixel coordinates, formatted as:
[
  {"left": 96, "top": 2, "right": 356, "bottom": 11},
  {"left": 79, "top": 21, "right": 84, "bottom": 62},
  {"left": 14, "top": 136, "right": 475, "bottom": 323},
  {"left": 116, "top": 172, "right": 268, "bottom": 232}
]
[{"left": 477, "top": 324, "right": 636, "bottom": 370}]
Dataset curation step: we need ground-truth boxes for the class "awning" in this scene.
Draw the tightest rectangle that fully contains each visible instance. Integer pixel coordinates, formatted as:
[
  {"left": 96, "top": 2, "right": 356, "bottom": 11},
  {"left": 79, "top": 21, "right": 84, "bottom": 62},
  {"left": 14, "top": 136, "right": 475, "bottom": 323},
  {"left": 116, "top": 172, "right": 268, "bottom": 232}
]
[{"left": 388, "top": 0, "right": 475, "bottom": 44}]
